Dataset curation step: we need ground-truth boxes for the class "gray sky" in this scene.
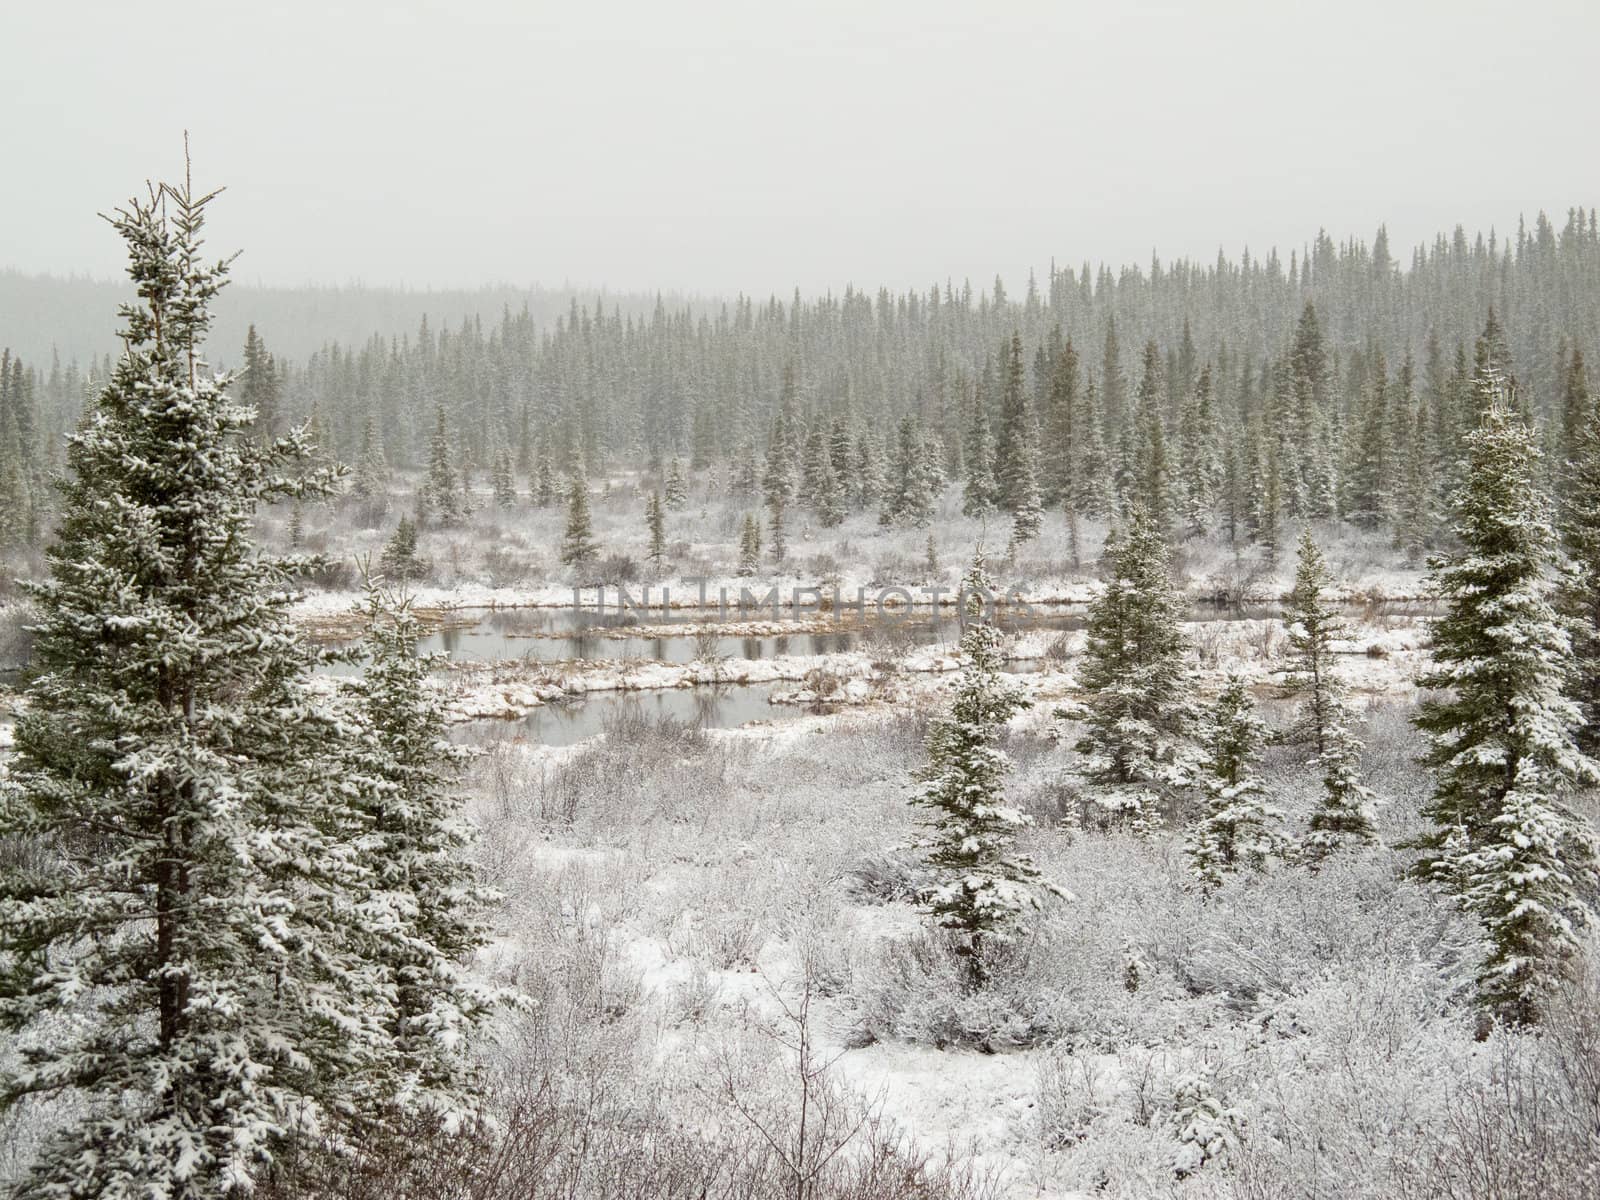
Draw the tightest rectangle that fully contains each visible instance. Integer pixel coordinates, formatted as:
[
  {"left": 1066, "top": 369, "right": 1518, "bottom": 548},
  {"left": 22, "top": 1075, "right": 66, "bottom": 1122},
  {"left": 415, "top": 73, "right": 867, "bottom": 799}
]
[{"left": 5, "top": 0, "right": 1598, "bottom": 298}]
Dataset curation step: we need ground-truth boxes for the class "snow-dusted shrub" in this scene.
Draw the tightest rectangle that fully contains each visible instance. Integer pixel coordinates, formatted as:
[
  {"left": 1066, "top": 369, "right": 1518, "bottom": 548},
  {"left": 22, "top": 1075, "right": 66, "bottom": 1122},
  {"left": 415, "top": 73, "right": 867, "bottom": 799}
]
[
  {"left": 1171, "top": 1068, "right": 1243, "bottom": 1176},
  {"left": 847, "top": 848, "right": 926, "bottom": 904},
  {"left": 853, "top": 909, "right": 1182, "bottom": 1052},
  {"left": 1035, "top": 1049, "right": 1117, "bottom": 1150},
  {"left": 481, "top": 545, "right": 534, "bottom": 586}
]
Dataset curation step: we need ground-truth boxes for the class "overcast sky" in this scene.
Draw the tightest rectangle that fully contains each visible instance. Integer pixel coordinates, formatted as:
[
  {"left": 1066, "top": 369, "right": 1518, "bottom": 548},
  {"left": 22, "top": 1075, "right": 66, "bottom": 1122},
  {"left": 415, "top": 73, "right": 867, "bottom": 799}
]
[{"left": 5, "top": 0, "right": 1598, "bottom": 299}]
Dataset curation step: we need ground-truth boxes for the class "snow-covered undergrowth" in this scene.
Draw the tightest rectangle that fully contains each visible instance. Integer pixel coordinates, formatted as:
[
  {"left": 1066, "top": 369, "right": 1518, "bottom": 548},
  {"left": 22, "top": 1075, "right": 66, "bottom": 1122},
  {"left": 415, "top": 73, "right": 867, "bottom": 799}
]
[
  {"left": 435, "top": 694, "right": 1600, "bottom": 1198},
  {"left": 5, "top": 499, "right": 1592, "bottom": 1199}
]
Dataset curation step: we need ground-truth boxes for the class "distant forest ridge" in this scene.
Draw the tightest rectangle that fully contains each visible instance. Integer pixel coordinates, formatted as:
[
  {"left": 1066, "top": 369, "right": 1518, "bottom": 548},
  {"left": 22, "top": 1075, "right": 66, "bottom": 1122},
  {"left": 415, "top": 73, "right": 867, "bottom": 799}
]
[
  {"left": 0, "top": 271, "right": 702, "bottom": 366},
  {"left": 2, "top": 206, "right": 1596, "bottom": 370}
]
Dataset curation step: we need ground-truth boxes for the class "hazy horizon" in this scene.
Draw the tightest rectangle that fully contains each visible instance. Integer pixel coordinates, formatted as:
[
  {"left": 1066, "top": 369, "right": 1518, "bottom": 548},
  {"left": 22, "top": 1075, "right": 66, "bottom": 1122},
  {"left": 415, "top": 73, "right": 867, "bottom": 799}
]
[{"left": 5, "top": 0, "right": 1599, "bottom": 299}]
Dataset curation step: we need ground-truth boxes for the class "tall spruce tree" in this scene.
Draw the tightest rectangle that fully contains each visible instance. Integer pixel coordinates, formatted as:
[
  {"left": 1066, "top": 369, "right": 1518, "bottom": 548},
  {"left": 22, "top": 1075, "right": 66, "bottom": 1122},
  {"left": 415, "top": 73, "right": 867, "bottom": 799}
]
[
  {"left": 424, "top": 401, "right": 460, "bottom": 524},
  {"left": 995, "top": 333, "right": 1042, "bottom": 530},
  {"left": 962, "top": 380, "right": 998, "bottom": 517},
  {"left": 664, "top": 456, "right": 688, "bottom": 509},
  {"left": 1560, "top": 386, "right": 1600, "bottom": 753},
  {"left": 239, "top": 323, "right": 279, "bottom": 445},
  {"left": 0, "top": 169, "right": 407, "bottom": 1197},
  {"left": 1071, "top": 504, "right": 1198, "bottom": 833},
  {"left": 559, "top": 474, "right": 598, "bottom": 567},
  {"left": 737, "top": 512, "right": 762, "bottom": 575},
  {"left": 646, "top": 490, "right": 667, "bottom": 567},
  {"left": 913, "top": 556, "right": 1062, "bottom": 986},
  {"left": 351, "top": 408, "right": 391, "bottom": 522},
  {"left": 341, "top": 585, "right": 504, "bottom": 1126},
  {"left": 491, "top": 445, "right": 516, "bottom": 508},
  {"left": 1282, "top": 530, "right": 1379, "bottom": 858},
  {"left": 1414, "top": 388, "right": 1598, "bottom": 1025}
]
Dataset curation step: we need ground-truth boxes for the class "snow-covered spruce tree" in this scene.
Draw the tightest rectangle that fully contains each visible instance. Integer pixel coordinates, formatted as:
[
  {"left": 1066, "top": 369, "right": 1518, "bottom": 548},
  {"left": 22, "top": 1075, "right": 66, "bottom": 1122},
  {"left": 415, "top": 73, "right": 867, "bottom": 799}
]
[
  {"left": 351, "top": 409, "right": 391, "bottom": 522},
  {"left": 814, "top": 441, "right": 845, "bottom": 528},
  {"left": 646, "top": 490, "right": 667, "bottom": 567},
  {"left": 1281, "top": 529, "right": 1379, "bottom": 858},
  {"left": 0, "top": 174, "right": 389, "bottom": 1196},
  {"left": 1558, "top": 389, "right": 1600, "bottom": 754},
  {"left": 491, "top": 445, "right": 516, "bottom": 509},
  {"left": 1279, "top": 527, "right": 1345, "bottom": 757},
  {"left": 380, "top": 515, "right": 430, "bottom": 585},
  {"left": 1072, "top": 503, "right": 1198, "bottom": 833},
  {"left": 1303, "top": 719, "right": 1380, "bottom": 862},
  {"left": 913, "top": 557, "right": 1063, "bottom": 986},
  {"left": 559, "top": 473, "right": 598, "bottom": 568},
  {"left": 1414, "top": 387, "right": 1599, "bottom": 1026},
  {"left": 664, "top": 456, "right": 688, "bottom": 509},
  {"left": 339, "top": 584, "right": 504, "bottom": 1125},
  {"left": 533, "top": 449, "right": 558, "bottom": 507},
  {"left": 962, "top": 383, "right": 997, "bottom": 517},
  {"left": 737, "top": 512, "right": 762, "bottom": 575},
  {"left": 424, "top": 401, "right": 459, "bottom": 524},
  {"left": 768, "top": 493, "right": 788, "bottom": 564},
  {"left": 1186, "top": 676, "right": 1285, "bottom": 890}
]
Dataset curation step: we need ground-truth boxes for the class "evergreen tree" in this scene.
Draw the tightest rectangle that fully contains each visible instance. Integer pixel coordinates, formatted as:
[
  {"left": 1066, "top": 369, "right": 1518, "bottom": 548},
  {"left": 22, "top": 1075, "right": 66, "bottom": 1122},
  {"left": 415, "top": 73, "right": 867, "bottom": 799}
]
[
  {"left": 828, "top": 418, "right": 854, "bottom": 486},
  {"left": 559, "top": 474, "right": 598, "bottom": 567},
  {"left": 1177, "top": 363, "right": 1218, "bottom": 539},
  {"left": 239, "top": 322, "right": 280, "bottom": 444},
  {"left": 1132, "top": 340, "right": 1172, "bottom": 531},
  {"left": 1414, "top": 391, "right": 1598, "bottom": 1025},
  {"left": 343, "top": 585, "right": 504, "bottom": 1122},
  {"left": 491, "top": 445, "right": 516, "bottom": 509},
  {"left": 1303, "top": 720, "right": 1380, "bottom": 863},
  {"left": 962, "top": 381, "right": 997, "bottom": 517},
  {"left": 1560, "top": 390, "right": 1600, "bottom": 753},
  {"left": 814, "top": 443, "right": 845, "bottom": 527},
  {"left": 882, "top": 415, "right": 936, "bottom": 528},
  {"left": 1186, "top": 676, "right": 1284, "bottom": 890},
  {"left": 664, "top": 456, "right": 688, "bottom": 509},
  {"left": 1071, "top": 504, "right": 1198, "bottom": 833},
  {"left": 768, "top": 494, "right": 788, "bottom": 565},
  {"left": 379, "top": 515, "right": 430, "bottom": 584},
  {"left": 533, "top": 449, "right": 558, "bottom": 507},
  {"left": 801, "top": 428, "right": 828, "bottom": 499},
  {"left": 1347, "top": 357, "right": 1393, "bottom": 528},
  {"left": 351, "top": 409, "right": 391, "bottom": 522},
  {"left": 646, "top": 490, "right": 667, "bottom": 567},
  {"left": 0, "top": 170, "right": 398, "bottom": 1197},
  {"left": 731, "top": 439, "right": 760, "bottom": 498},
  {"left": 0, "top": 392, "right": 32, "bottom": 548},
  {"left": 737, "top": 512, "right": 762, "bottom": 575},
  {"left": 424, "top": 401, "right": 460, "bottom": 524},
  {"left": 913, "top": 556, "right": 1062, "bottom": 985},
  {"left": 1075, "top": 375, "right": 1113, "bottom": 519},
  {"left": 1282, "top": 530, "right": 1379, "bottom": 858},
  {"left": 1559, "top": 346, "right": 1591, "bottom": 489},
  {"left": 854, "top": 430, "right": 885, "bottom": 511},
  {"left": 994, "top": 332, "right": 1041, "bottom": 520},
  {"left": 1279, "top": 529, "right": 1345, "bottom": 756}
]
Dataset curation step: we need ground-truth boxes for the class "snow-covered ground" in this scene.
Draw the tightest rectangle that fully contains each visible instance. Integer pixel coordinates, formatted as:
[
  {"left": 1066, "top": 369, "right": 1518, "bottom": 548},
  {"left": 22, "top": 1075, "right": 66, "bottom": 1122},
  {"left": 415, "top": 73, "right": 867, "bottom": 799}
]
[{"left": 8, "top": 497, "right": 1591, "bottom": 1198}]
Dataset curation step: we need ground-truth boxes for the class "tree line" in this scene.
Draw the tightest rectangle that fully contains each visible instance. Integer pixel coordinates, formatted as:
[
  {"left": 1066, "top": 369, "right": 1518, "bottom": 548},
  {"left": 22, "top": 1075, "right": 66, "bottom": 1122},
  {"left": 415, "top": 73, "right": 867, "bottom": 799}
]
[{"left": 6, "top": 207, "right": 1600, "bottom": 559}]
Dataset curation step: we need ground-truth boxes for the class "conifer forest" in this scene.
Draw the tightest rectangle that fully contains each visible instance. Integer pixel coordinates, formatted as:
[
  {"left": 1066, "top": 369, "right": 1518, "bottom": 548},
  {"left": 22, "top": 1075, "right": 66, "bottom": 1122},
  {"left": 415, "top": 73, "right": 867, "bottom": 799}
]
[{"left": 3, "top": 4, "right": 1600, "bottom": 1197}]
